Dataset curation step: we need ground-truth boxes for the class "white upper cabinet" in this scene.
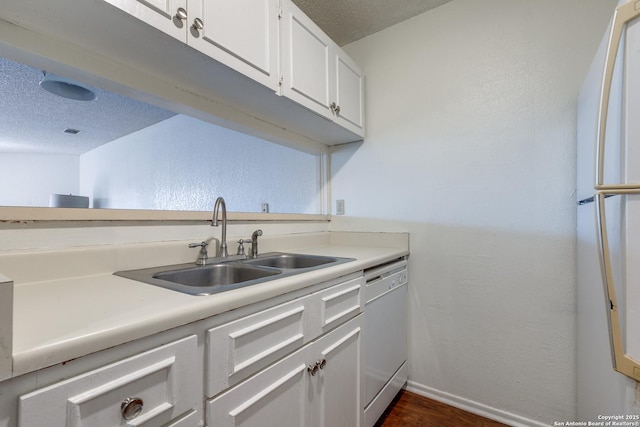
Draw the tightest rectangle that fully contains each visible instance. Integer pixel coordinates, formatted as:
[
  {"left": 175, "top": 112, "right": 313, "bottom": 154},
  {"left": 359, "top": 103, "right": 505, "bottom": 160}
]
[
  {"left": 188, "top": 0, "right": 280, "bottom": 90},
  {"left": 42, "top": 0, "right": 365, "bottom": 146},
  {"left": 334, "top": 50, "right": 365, "bottom": 135},
  {"left": 103, "top": 0, "right": 280, "bottom": 90},
  {"left": 280, "top": 0, "right": 334, "bottom": 119},
  {"left": 102, "top": 0, "right": 189, "bottom": 41},
  {"left": 280, "top": 0, "right": 365, "bottom": 137},
  {"left": 104, "top": 0, "right": 188, "bottom": 43}
]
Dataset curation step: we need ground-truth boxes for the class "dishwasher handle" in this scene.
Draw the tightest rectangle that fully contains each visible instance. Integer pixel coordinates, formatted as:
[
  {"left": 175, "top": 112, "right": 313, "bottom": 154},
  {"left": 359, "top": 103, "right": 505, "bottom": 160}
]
[{"left": 364, "top": 259, "right": 407, "bottom": 282}]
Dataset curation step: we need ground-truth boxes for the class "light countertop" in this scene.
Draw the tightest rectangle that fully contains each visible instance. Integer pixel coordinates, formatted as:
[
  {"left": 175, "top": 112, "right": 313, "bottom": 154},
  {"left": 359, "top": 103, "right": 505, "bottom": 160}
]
[{"left": 5, "top": 232, "right": 409, "bottom": 376}]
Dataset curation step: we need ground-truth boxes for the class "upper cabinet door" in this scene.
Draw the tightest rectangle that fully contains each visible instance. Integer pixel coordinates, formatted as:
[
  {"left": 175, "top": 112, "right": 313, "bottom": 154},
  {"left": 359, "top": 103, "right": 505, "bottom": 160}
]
[
  {"left": 280, "top": 0, "right": 334, "bottom": 119},
  {"left": 280, "top": 0, "right": 364, "bottom": 138},
  {"left": 334, "top": 49, "right": 365, "bottom": 135},
  {"left": 103, "top": 0, "right": 188, "bottom": 42},
  {"left": 187, "top": 0, "right": 280, "bottom": 91}
]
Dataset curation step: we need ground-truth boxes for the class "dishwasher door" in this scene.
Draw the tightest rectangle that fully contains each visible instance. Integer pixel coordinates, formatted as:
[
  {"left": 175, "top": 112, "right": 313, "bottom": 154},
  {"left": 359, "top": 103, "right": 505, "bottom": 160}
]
[{"left": 363, "top": 261, "right": 408, "bottom": 424}]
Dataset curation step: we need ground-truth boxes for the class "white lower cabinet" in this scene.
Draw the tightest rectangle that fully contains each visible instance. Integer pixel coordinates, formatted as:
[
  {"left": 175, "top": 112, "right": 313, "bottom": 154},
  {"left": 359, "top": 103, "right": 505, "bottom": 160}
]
[
  {"left": 311, "top": 316, "right": 363, "bottom": 427},
  {"left": 11, "top": 273, "right": 367, "bottom": 427},
  {"left": 18, "top": 335, "right": 200, "bottom": 427},
  {"left": 207, "top": 314, "right": 363, "bottom": 427},
  {"left": 205, "top": 275, "right": 363, "bottom": 397}
]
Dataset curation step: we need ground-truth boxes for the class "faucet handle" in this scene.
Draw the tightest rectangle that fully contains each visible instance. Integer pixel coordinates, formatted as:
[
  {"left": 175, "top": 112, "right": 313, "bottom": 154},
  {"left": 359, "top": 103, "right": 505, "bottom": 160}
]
[
  {"left": 188, "top": 241, "right": 208, "bottom": 249},
  {"left": 188, "top": 241, "right": 209, "bottom": 265},
  {"left": 237, "top": 239, "right": 248, "bottom": 255}
]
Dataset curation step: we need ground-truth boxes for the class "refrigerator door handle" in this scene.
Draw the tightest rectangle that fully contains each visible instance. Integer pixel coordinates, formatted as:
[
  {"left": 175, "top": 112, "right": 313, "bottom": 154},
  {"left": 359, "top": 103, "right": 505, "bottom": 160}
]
[
  {"left": 594, "top": 192, "right": 640, "bottom": 381},
  {"left": 595, "top": 1, "right": 640, "bottom": 188}
]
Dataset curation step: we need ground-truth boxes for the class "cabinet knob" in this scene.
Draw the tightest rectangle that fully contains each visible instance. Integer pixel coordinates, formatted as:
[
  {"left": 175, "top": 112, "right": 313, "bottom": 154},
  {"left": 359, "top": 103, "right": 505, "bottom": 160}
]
[
  {"left": 329, "top": 102, "right": 337, "bottom": 113},
  {"left": 334, "top": 105, "right": 340, "bottom": 115},
  {"left": 175, "top": 7, "right": 188, "bottom": 20},
  {"left": 121, "top": 397, "right": 144, "bottom": 420},
  {"left": 193, "top": 17, "right": 204, "bottom": 31},
  {"left": 307, "top": 363, "right": 319, "bottom": 376},
  {"left": 318, "top": 358, "right": 327, "bottom": 369}
]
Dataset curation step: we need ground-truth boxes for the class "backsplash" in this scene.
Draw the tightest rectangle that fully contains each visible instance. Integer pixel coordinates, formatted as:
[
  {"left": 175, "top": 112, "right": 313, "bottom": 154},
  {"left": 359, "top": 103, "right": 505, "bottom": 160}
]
[{"left": 0, "top": 220, "right": 329, "bottom": 252}]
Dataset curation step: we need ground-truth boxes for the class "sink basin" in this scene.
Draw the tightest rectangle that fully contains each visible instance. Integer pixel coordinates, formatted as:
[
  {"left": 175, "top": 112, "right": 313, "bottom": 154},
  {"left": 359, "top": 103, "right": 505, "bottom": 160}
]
[
  {"left": 115, "top": 263, "right": 281, "bottom": 296},
  {"left": 243, "top": 253, "right": 339, "bottom": 269},
  {"left": 154, "top": 264, "right": 280, "bottom": 288},
  {"left": 115, "top": 252, "right": 354, "bottom": 296}
]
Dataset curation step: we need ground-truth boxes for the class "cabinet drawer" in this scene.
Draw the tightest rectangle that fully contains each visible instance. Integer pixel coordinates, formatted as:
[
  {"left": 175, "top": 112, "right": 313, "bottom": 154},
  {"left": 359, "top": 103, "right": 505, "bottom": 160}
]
[
  {"left": 312, "top": 276, "right": 364, "bottom": 334},
  {"left": 19, "top": 335, "right": 200, "bottom": 427},
  {"left": 206, "top": 297, "right": 307, "bottom": 397}
]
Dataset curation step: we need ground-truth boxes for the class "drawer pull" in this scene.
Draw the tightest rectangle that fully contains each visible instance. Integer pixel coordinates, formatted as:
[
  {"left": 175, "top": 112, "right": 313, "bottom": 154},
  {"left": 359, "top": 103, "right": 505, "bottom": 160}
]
[{"left": 121, "top": 397, "right": 144, "bottom": 420}]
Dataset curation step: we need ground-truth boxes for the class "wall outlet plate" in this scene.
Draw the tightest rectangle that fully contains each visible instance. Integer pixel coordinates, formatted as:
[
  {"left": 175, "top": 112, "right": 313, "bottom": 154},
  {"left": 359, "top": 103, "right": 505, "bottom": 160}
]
[
  {"left": 336, "top": 199, "right": 345, "bottom": 215},
  {"left": 261, "top": 203, "right": 269, "bottom": 213}
]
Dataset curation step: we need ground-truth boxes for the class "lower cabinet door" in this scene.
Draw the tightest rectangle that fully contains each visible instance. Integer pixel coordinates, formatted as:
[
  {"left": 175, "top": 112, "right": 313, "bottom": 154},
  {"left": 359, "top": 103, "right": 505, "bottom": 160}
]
[
  {"left": 207, "top": 315, "right": 363, "bottom": 427},
  {"left": 314, "top": 315, "right": 363, "bottom": 427},
  {"left": 19, "top": 335, "right": 200, "bottom": 427},
  {"left": 207, "top": 345, "right": 311, "bottom": 427}
]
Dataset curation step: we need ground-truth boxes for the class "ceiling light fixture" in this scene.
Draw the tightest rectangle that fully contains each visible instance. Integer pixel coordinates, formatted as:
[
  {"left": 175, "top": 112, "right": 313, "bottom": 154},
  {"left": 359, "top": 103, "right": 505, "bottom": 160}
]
[{"left": 39, "top": 71, "right": 97, "bottom": 101}]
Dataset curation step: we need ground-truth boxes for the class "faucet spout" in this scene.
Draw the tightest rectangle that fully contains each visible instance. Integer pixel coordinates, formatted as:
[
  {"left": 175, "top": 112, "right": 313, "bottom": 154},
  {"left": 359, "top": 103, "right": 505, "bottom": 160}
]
[{"left": 212, "top": 197, "right": 229, "bottom": 257}]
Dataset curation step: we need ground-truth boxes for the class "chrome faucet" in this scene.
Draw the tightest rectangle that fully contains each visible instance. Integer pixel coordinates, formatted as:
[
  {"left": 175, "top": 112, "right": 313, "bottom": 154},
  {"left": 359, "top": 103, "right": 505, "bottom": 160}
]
[{"left": 211, "top": 197, "right": 229, "bottom": 257}]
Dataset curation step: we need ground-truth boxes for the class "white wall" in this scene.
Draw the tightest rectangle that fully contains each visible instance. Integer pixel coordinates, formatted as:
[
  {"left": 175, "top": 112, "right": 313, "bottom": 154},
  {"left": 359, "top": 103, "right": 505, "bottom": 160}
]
[
  {"left": 0, "top": 153, "right": 78, "bottom": 207},
  {"left": 331, "top": 0, "right": 617, "bottom": 424},
  {"left": 80, "top": 115, "right": 320, "bottom": 213}
]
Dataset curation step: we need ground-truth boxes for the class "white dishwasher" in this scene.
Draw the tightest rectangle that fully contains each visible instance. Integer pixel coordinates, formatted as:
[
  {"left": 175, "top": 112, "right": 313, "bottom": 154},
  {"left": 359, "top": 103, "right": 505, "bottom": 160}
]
[{"left": 363, "top": 259, "right": 408, "bottom": 427}]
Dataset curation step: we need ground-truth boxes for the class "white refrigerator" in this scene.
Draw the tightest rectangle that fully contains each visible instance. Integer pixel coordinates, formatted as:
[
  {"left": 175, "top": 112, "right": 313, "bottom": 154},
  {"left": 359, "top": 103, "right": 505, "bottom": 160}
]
[{"left": 577, "top": 0, "right": 640, "bottom": 420}]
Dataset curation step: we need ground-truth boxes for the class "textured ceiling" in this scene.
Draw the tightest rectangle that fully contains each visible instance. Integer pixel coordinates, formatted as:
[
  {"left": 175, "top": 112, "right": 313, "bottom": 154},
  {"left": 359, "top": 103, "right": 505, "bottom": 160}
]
[
  {"left": 293, "top": 0, "right": 454, "bottom": 46},
  {"left": 0, "top": 58, "right": 175, "bottom": 155}
]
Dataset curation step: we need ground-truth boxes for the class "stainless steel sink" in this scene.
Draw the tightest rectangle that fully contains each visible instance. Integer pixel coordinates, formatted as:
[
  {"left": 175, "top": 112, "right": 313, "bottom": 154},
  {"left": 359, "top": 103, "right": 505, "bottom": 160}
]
[
  {"left": 115, "top": 252, "right": 354, "bottom": 296},
  {"left": 242, "top": 253, "right": 339, "bottom": 269}
]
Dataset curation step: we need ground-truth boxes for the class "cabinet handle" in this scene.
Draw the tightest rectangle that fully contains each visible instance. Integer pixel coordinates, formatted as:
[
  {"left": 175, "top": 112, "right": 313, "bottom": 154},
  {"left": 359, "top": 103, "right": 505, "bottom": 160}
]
[
  {"left": 307, "top": 363, "right": 319, "bottom": 376},
  {"left": 175, "top": 7, "right": 187, "bottom": 21},
  {"left": 192, "top": 17, "right": 204, "bottom": 31},
  {"left": 318, "top": 358, "right": 327, "bottom": 369},
  {"left": 121, "top": 397, "right": 144, "bottom": 420},
  {"left": 329, "top": 102, "right": 337, "bottom": 114}
]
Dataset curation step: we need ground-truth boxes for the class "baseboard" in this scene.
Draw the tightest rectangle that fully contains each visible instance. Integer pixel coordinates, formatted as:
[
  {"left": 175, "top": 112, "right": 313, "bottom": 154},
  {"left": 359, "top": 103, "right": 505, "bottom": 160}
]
[{"left": 405, "top": 381, "right": 548, "bottom": 427}]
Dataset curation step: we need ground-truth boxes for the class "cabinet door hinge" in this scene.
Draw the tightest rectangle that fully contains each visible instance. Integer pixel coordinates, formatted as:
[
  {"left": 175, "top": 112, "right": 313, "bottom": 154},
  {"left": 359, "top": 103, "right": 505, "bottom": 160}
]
[
  {"left": 278, "top": 74, "right": 283, "bottom": 86},
  {"left": 277, "top": 7, "right": 282, "bottom": 19}
]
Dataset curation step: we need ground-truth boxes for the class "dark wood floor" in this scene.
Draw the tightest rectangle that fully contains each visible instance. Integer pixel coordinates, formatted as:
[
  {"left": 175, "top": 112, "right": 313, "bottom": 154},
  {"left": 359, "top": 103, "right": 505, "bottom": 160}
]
[{"left": 376, "top": 390, "right": 508, "bottom": 427}]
